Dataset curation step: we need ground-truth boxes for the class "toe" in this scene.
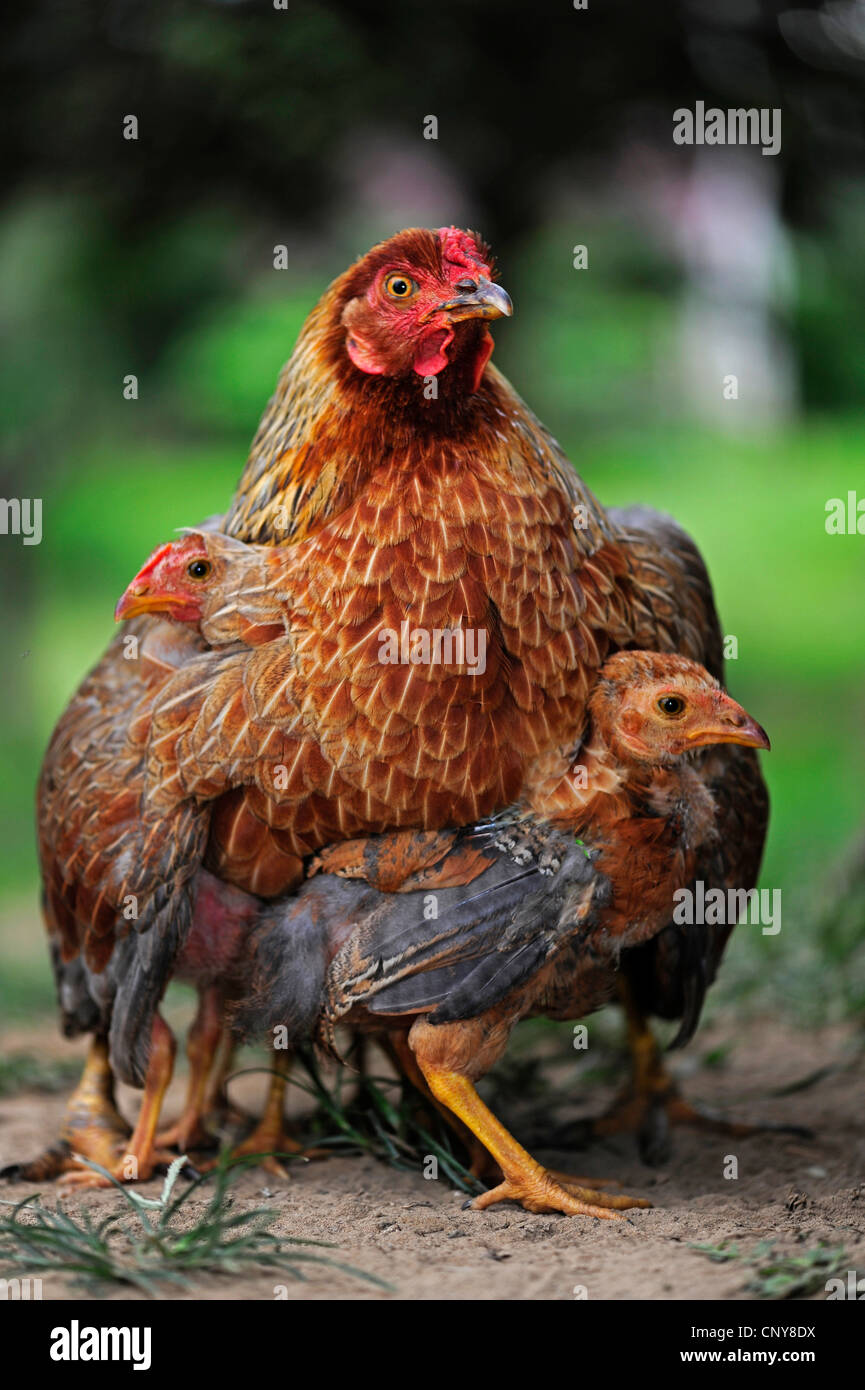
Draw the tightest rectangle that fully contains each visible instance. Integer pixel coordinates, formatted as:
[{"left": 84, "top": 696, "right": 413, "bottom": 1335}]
[
  {"left": 546, "top": 1168, "right": 621, "bottom": 1189},
  {"left": 555, "top": 1181, "right": 652, "bottom": 1210},
  {"left": 471, "top": 1174, "right": 629, "bottom": 1220}
]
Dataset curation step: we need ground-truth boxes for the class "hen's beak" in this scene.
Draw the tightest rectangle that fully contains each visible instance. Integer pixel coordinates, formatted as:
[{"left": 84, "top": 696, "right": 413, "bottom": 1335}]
[
  {"left": 685, "top": 695, "right": 771, "bottom": 752},
  {"left": 429, "top": 278, "right": 513, "bottom": 323}
]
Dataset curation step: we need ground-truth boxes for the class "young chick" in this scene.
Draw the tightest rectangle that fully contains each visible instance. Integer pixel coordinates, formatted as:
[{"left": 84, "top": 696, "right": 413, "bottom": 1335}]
[
  {"left": 519, "top": 649, "right": 771, "bottom": 954},
  {"left": 233, "top": 652, "right": 770, "bottom": 1220},
  {"left": 115, "top": 531, "right": 291, "bottom": 648}
]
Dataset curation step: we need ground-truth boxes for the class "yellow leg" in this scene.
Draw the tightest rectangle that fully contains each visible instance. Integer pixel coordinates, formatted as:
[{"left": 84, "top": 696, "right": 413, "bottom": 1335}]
[
  {"left": 581, "top": 978, "right": 810, "bottom": 1164},
  {"left": 417, "top": 1058, "right": 650, "bottom": 1219},
  {"left": 204, "top": 1028, "right": 237, "bottom": 1115},
  {"left": 156, "top": 986, "right": 223, "bottom": 1151},
  {"left": 59, "top": 1015, "right": 178, "bottom": 1189},
  {"left": 591, "top": 980, "right": 674, "bottom": 1132},
  {"left": 196, "top": 1028, "right": 252, "bottom": 1133},
  {"left": 218, "top": 1051, "right": 326, "bottom": 1176},
  {"left": 387, "top": 1033, "right": 622, "bottom": 1188},
  {"left": 383, "top": 1031, "right": 512, "bottom": 1181},
  {"left": 383, "top": 1032, "right": 476, "bottom": 1151},
  {"left": 1, "top": 1037, "right": 130, "bottom": 1182}
]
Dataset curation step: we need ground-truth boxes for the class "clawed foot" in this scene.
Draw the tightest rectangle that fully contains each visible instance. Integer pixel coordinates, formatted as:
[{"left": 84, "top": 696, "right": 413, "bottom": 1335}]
[
  {"left": 2, "top": 1115, "right": 132, "bottom": 1185},
  {"left": 468, "top": 1166, "right": 650, "bottom": 1219},
  {"left": 575, "top": 1085, "right": 813, "bottom": 1167},
  {"left": 56, "top": 1143, "right": 182, "bottom": 1190},
  {"left": 155, "top": 1095, "right": 256, "bottom": 1155},
  {"left": 201, "top": 1127, "right": 329, "bottom": 1178},
  {"left": 1, "top": 1141, "right": 86, "bottom": 1184}
]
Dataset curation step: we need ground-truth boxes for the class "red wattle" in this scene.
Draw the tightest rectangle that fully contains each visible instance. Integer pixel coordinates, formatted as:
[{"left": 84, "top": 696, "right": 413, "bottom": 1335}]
[
  {"left": 413, "top": 327, "right": 454, "bottom": 377},
  {"left": 470, "top": 330, "right": 495, "bottom": 392}
]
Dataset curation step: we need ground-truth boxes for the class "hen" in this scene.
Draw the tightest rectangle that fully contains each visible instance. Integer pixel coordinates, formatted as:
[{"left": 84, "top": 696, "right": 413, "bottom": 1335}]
[
  {"left": 231, "top": 653, "right": 770, "bottom": 1217},
  {"left": 16, "top": 227, "right": 768, "bottom": 1185}
]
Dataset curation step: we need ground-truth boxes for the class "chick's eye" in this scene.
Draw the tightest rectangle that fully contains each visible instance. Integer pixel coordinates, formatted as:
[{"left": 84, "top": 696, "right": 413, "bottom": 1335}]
[
  {"left": 657, "top": 695, "right": 685, "bottom": 717},
  {"left": 186, "top": 559, "right": 211, "bottom": 580},
  {"left": 384, "top": 273, "right": 417, "bottom": 300}
]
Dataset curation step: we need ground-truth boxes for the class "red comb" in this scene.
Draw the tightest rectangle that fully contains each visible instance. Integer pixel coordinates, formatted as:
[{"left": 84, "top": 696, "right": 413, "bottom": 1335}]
[
  {"left": 437, "top": 227, "right": 491, "bottom": 278},
  {"left": 135, "top": 541, "right": 176, "bottom": 581},
  {"left": 134, "top": 534, "right": 202, "bottom": 581}
]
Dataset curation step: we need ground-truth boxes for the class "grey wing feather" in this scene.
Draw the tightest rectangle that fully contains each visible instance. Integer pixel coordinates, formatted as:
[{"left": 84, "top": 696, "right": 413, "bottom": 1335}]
[{"left": 234, "top": 828, "right": 607, "bottom": 1046}]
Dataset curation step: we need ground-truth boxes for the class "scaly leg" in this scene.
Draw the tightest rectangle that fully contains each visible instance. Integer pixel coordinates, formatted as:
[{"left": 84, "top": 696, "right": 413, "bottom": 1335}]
[
  {"left": 414, "top": 1050, "right": 650, "bottom": 1219},
  {"left": 218, "top": 1051, "right": 325, "bottom": 1176},
  {"left": 382, "top": 1031, "right": 491, "bottom": 1177},
  {"left": 199, "top": 1029, "right": 252, "bottom": 1132},
  {"left": 155, "top": 986, "right": 223, "bottom": 1152},
  {"left": 1, "top": 1037, "right": 130, "bottom": 1182},
  {"left": 386, "top": 1031, "right": 623, "bottom": 1190},
  {"left": 58, "top": 1015, "right": 179, "bottom": 1189}
]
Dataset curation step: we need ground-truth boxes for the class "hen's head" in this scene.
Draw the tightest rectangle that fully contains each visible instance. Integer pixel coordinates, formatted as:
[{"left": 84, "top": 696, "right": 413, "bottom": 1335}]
[
  {"left": 333, "top": 226, "right": 511, "bottom": 392},
  {"left": 589, "top": 651, "right": 770, "bottom": 767}
]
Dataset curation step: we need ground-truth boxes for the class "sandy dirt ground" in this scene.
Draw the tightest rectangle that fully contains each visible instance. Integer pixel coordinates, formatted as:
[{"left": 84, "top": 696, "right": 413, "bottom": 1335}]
[{"left": 0, "top": 1017, "right": 862, "bottom": 1302}]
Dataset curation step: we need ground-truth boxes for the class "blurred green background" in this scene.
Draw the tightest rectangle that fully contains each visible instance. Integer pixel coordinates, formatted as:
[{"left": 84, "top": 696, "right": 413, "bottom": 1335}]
[{"left": 1, "top": 0, "right": 863, "bottom": 1031}]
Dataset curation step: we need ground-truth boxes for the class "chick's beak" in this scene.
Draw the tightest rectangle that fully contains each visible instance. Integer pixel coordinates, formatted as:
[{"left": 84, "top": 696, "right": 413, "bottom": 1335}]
[
  {"left": 686, "top": 694, "right": 771, "bottom": 752},
  {"left": 430, "top": 278, "right": 513, "bottom": 323},
  {"left": 115, "top": 582, "right": 184, "bottom": 622},
  {"left": 115, "top": 584, "right": 152, "bottom": 621}
]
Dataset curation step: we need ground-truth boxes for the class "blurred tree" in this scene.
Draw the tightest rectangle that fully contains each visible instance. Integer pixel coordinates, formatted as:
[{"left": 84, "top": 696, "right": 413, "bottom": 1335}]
[{"left": 4, "top": 1, "right": 864, "bottom": 255}]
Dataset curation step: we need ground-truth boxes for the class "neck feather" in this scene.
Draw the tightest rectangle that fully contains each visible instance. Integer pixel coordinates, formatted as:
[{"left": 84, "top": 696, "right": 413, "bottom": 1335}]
[{"left": 527, "top": 728, "right": 666, "bottom": 832}]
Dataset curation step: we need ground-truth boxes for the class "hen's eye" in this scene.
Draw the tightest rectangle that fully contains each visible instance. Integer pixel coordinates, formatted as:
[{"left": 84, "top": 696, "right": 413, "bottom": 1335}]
[
  {"left": 384, "top": 273, "right": 417, "bottom": 300},
  {"left": 186, "top": 559, "right": 211, "bottom": 580},
  {"left": 657, "top": 695, "right": 685, "bottom": 717}
]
